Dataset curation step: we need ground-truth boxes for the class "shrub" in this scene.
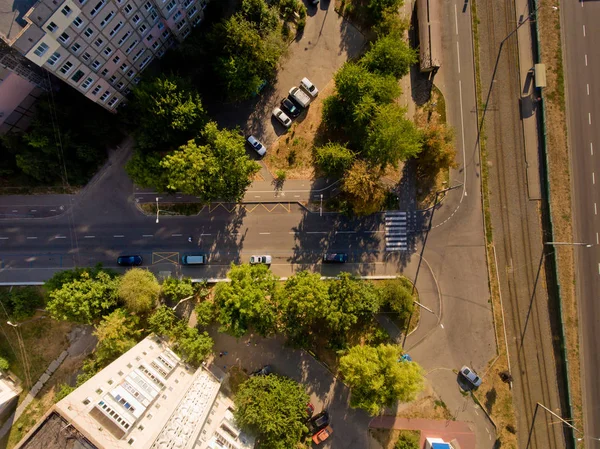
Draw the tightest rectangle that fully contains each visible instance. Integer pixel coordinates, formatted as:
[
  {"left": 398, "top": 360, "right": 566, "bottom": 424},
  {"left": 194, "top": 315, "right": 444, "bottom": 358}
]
[{"left": 314, "top": 142, "right": 355, "bottom": 176}]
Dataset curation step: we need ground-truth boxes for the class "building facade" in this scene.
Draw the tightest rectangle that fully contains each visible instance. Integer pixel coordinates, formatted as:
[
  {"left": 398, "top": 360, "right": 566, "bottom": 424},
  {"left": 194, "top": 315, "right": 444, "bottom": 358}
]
[{"left": 0, "top": 0, "right": 207, "bottom": 112}]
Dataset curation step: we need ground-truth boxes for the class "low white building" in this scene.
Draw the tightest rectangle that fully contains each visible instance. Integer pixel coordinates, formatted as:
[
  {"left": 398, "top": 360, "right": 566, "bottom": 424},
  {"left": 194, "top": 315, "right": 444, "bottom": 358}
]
[
  {"left": 14, "top": 336, "right": 254, "bottom": 449},
  {"left": 0, "top": 373, "right": 21, "bottom": 426}
]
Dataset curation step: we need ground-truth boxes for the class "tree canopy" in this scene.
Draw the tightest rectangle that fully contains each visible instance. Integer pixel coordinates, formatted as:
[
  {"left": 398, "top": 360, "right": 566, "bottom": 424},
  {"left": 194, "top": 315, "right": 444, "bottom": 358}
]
[
  {"left": 171, "top": 325, "right": 214, "bottom": 366},
  {"left": 118, "top": 269, "right": 160, "bottom": 314},
  {"left": 234, "top": 375, "right": 309, "bottom": 449},
  {"left": 160, "top": 122, "right": 260, "bottom": 201},
  {"left": 342, "top": 161, "right": 387, "bottom": 215},
  {"left": 362, "top": 33, "right": 417, "bottom": 79},
  {"left": 93, "top": 309, "right": 141, "bottom": 367},
  {"left": 130, "top": 75, "right": 207, "bottom": 151},
  {"left": 214, "top": 263, "right": 279, "bottom": 337},
  {"left": 378, "top": 278, "right": 415, "bottom": 324},
  {"left": 314, "top": 142, "right": 355, "bottom": 176},
  {"left": 161, "top": 277, "right": 195, "bottom": 302},
  {"left": 47, "top": 270, "right": 120, "bottom": 324},
  {"left": 339, "top": 344, "right": 423, "bottom": 415}
]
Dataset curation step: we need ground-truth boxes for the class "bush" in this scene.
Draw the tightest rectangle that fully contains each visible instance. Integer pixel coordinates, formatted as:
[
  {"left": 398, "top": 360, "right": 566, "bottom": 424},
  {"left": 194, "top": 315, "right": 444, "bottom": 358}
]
[
  {"left": 0, "top": 287, "right": 44, "bottom": 320},
  {"left": 0, "top": 356, "right": 9, "bottom": 371},
  {"left": 395, "top": 431, "right": 420, "bottom": 449},
  {"left": 275, "top": 169, "right": 287, "bottom": 181},
  {"left": 314, "top": 142, "right": 355, "bottom": 176}
]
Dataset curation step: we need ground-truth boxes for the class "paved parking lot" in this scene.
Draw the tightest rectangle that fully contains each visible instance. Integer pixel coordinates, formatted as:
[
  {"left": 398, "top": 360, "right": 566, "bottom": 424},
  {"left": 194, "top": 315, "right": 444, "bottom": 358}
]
[
  {"left": 208, "top": 330, "right": 371, "bottom": 449},
  {"left": 214, "top": 0, "right": 365, "bottom": 147}
]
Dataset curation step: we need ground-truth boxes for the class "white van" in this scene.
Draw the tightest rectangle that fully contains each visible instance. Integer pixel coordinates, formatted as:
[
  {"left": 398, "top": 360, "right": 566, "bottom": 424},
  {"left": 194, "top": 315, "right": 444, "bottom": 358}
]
[
  {"left": 289, "top": 86, "right": 311, "bottom": 108},
  {"left": 181, "top": 254, "right": 207, "bottom": 265}
]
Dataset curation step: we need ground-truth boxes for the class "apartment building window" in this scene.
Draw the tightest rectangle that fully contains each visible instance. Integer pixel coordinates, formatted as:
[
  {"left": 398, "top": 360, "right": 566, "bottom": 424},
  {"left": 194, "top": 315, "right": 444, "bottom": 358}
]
[
  {"left": 165, "top": 0, "right": 176, "bottom": 12},
  {"left": 120, "top": 62, "right": 128, "bottom": 72},
  {"left": 73, "top": 16, "right": 84, "bottom": 27},
  {"left": 81, "top": 77, "right": 94, "bottom": 89},
  {"left": 46, "top": 21, "right": 58, "bottom": 32},
  {"left": 175, "top": 19, "right": 185, "bottom": 30},
  {"left": 59, "top": 32, "right": 70, "bottom": 43},
  {"left": 108, "top": 97, "right": 119, "bottom": 107},
  {"left": 150, "top": 9, "right": 158, "bottom": 22},
  {"left": 47, "top": 52, "right": 61, "bottom": 65},
  {"left": 145, "top": 34, "right": 153, "bottom": 42},
  {"left": 139, "top": 55, "right": 152, "bottom": 69},
  {"left": 183, "top": 0, "right": 193, "bottom": 8},
  {"left": 109, "top": 75, "right": 117, "bottom": 83},
  {"left": 125, "top": 40, "right": 138, "bottom": 54},
  {"left": 92, "top": 85, "right": 102, "bottom": 95},
  {"left": 100, "top": 90, "right": 111, "bottom": 102},
  {"left": 181, "top": 27, "right": 190, "bottom": 37},
  {"left": 161, "top": 29, "right": 169, "bottom": 39},
  {"left": 188, "top": 5, "right": 197, "bottom": 17},
  {"left": 84, "top": 27, "right": 94, "bottom": 37},
  {"left": 117, "top": 31, "right": 132, "bottom": 45},
  {"left": 70, "top": 42, "right": 81, "bottom": 52},
  {"left": 91, "top": 60, "right": 101, "bottom": 70},
  {"left": 138, "top": 24, "right": 147, "bottom": 34},
  {"left": 157, "top": 48, "right": 165, "bottom": 57},
  {"left": 132, "top": 48, "right": 144, "bottom": 62},
  {"left": 116, "top": 81, "right": 124, "bottom": 89},
  {"left": 151, "top": 40, "right": 160, "bottom": 50},
  {"left": 82, "top": 51, "right": 91, "bottom": 61},
  {"left": 94, "top": 37, "right": 104, "bottom": 47},
  {"left": 123, "top": 3, "right": 132, "bottom": 13},
  {"left": 192, "top": 15, "right": 201, "bottom": 27},
  {"left": 109, "top": 21, "right": 123, "bottom": 37},
  {"left": 157, "top": 21, "right": 164, "bottom": 30},
  {"left": 103, "top": 46, "right": 113, "bottom": 56},
  {"left": 100, "top": 11, "right": 115, "bottom": 27},
  {"left": 90, "top": 0, "right": 107, "bottom": 17},
  {"left": 132, "top": 14, "right": 141, "bottom": 24},
  {"left": 101, "top": 68, "right": 109, "bottom": 76},
  {"left": 112, "top": 56, "right": 120, "bottom": 64},
  {"left": 59, "top": 61, "right": 73, "bottom": 75},
  {"left": 127, "top": 69, "right": 135, "bottom": 78},
  {"left": 172, "top": 11, "right": 181, "bottom": 21},
  {"left": 61, "top": 5, "right": 72, "bottom": 16},
  {"left": 133, "top": 76, "right": 141, "bottom": 84},
  {"left": 33, "top": 43, "right": 49, "bottom": 57},
  {"left": 71, "top": 69, "right": 84, "bottom": 82},
  {"left": 143, "top": 1, "right": 152, "bottom": 11}
]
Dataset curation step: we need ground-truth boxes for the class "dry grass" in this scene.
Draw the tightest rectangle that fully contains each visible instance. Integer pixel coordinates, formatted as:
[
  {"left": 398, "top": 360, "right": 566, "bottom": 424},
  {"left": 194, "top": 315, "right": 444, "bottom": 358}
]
[
  {"left": 264, "top": 81, "right": 336, "bottom": 180},
  {"left": 537, "top": 0, "right": 583, "bottom": 438}
]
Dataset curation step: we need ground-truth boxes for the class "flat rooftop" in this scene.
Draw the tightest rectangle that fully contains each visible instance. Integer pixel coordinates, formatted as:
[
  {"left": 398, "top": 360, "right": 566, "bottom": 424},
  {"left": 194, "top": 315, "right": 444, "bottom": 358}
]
[
  {"left": 0, "top": 0, "right": 37, "bottom": 43},
  {"left": 17, "top": 412, "right": 98, "bottom": 449}
]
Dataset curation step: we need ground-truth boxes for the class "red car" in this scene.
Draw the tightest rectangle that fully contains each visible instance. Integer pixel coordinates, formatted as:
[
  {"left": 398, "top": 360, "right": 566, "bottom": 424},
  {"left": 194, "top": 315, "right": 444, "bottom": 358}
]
[{"left": 312, "top": 426, "right": 333, "bottom": 444}]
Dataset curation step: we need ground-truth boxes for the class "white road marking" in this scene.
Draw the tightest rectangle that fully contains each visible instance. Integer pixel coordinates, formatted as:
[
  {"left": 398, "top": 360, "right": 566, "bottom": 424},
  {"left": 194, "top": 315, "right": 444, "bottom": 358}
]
[
  {"left": 113, "top": 235, "right": 124, "bottom": 238},
  {"left": 172, "top": 234, "right": 182, "bottom": 237},
  {"left": 50, "top": 209, "right": 56, "bottom": 212},
  {"left": 364, "top": 230, "right": 385, "bottom": 233},
  {"left": 458, "top": 80, "right": 467, "bottom": 203},
  {"left": 598, "top": 263, "right": 600, "bottom": 275},
  {"left": 200, "top": 233, "right": 211, "bottom": 236},
  {"left": 588, "top": 84, "right": 590, "bottom": 95},
  {"left": 596, "top": 233, "right": 599, "bottom": 244},
  {"left": 454, "top": 3, "right": 459, "bottom": 35},
  {"left": 288, "top": 231, "right": 297, "bottom": 234},
  {"left": 11, "top": 210, "right": 17, "bottom": 212},
  {"left": 30, "top": 209, "right": 37, "bottom": 212},
  {"left": 259, "top": 232, "right": 271, "bottom": 235},
  {"left": 142, "top": 234, "right": 153, "bottom": 237},
  {"left": 583, "top": 25, "right": 586, "bottom": 36},
  {"left": 456, "top": 42, "right": 461, "bottom": 73},
  {"left": 592, "top": 142, "right": 594, "bottom": 155},
  {"left": 594, "top": 172, "right": 596, "bottom": 184},
  {"left": 585, "top": 54, "right": 588, "bottom": 66},
  {"left": 26, "top": 237, "right": 38, "bottom": 240},
  {"left": 55, "top": 236, "right": 66, "bottom": 239},
  {"left": 595, "top": 203, "right": 598, "bottom": 215},
  {"left": 294, "top": 195, "right": 300, "bottom": 198},
  {"left": 84, "top": 235, "right": 95, "bottom": 239},
  {"left": 0, "top": 237, "right": 8, "bottom": 240},
  {"left": 589, "top": 113, "right": 592, "bottom": 125},
  {"left": 254, "top": 196, "right": 261, "bottom": 198},
  {"left": 440, "top": 323, "right": 444, "bottom": 329},
  {"left": 307, "top": 231, "right": 327, "bottom": 234},
  {"left": 336, "top": 231, "right": 357, "bottom": 234}
]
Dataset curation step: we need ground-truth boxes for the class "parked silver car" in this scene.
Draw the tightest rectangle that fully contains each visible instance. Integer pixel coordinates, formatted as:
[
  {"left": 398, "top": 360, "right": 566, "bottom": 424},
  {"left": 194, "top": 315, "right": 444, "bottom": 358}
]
[{"left": 460, "top": 365, "right": 482, "bottom": 387}]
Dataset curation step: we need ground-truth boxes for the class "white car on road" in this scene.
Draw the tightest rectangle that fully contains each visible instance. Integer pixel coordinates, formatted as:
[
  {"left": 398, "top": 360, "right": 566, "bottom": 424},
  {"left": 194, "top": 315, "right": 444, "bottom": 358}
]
[{"left": 250, "top": 255, "right": 272, "bottom": 265}]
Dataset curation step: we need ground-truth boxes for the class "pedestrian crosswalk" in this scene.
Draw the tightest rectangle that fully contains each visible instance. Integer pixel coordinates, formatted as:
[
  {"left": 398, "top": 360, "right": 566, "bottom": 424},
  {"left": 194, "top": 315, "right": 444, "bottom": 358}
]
[{"left": 385, "top": 211, "right": 415, "bottom": 251}]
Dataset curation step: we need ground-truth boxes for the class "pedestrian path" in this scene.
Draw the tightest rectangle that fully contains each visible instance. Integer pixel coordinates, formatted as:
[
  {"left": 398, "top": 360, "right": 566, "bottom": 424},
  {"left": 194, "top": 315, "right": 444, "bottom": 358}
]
[{"left": 385, "top": 211, "right": 416, "bottom": 251}]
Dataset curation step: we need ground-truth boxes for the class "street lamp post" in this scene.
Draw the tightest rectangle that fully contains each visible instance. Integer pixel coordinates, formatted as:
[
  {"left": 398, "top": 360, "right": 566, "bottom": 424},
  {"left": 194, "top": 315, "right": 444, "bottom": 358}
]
[
  {"left": 155, "top": 197, "right": 160, "bottom": 224},
  {"left": 320, "top": 194, "right": 323, "bottom": 217}
]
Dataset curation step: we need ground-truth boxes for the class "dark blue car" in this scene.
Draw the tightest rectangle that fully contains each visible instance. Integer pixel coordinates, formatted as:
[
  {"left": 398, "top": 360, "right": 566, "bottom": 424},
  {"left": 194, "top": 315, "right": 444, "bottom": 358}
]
[
  {"left": 322, "top": 253, "right": 348, "bottom": 263},
  {"left": 117, "top": 255, "right": 143, "bottom": 266}
]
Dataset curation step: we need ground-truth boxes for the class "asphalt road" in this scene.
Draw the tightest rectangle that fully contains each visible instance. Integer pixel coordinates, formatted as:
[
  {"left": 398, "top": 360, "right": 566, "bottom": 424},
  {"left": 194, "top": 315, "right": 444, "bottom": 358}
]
[{"left": 562, "top": 0, "right": 600, "bottom": 445}]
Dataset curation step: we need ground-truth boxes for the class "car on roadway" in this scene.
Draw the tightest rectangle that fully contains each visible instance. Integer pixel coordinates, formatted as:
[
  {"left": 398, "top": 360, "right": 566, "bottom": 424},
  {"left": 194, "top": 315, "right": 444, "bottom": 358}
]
[
  {"left": 250, "top": 255, "right": 272, "bottom": 265},
  {"left": 117, "top": 255, "right": 143, "bottom": 266},
  {"left": 460, "top": 365, "right": 482, "bottom": 387},
  {"left": 281, "top": 97, "right": 301, "bottom": 118},
  {"left": 300, "top": 77, "right": 318, "bottom": 97},
  {"left": 308, "top": 411, "right": 330, "bottom": 434},
  {"left": 312, "top": 426, "right": 333, "bottom": 445},
  {"left": 272, "top": 107, "right": 292, "bottom": 128},
  {"left": 247, "top": 135, "right": 267, "bottom": 157},
  {"left": 250, "top": 365, "right": 273, "bottom": 376},
  {"left": 181, "top": 254, "right": 208, "bottom": 265},
  {"left": 322, "top": 252, "right": 348, "bottom": 263}
]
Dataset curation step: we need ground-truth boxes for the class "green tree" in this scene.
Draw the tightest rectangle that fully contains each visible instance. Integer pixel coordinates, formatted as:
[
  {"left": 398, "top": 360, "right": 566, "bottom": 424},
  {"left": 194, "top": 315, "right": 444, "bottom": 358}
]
[
  {"left": 125, "top": 150, "right": 169, "bottom": 191},
  {"left": 172, "top": 324, "right": 214, "bottom": 366},
  {"left": 240, "top": 0, "right": 279, "bottom": 32},
  {"left": 342, "top": 161, "right": 387, "bottom": 216},
  {"left": 379, "top": 278, "right": 415, "bottom": 325},
  {"left": 130, "top": 75, "right": 207, "bottom": 150},
  {"left": 362, "top": 34, "right": 416, "bottom": 79},
  {"left": 415, "top": 122, "right": 457, "bottom": 178},
  {"left": 365, "top": 104, "right": 423, "bottom": 169},
  {"left": 314, "top": 142, "right": 355, "bottom": 176},
  {"left": 44, "top": 265, "right": 115, "bottom": 292},
  {"left": 339, "top": 344, "right": 423, "bottom": 415},
  {"left": 395, "top": 431, "right": 420, "bottom": 449},
  {"left": 0, "top": 356, "right": 9, "bottom": 371},
  {"left": 194, "top": 300, "right": 216, "bottom": 327},
  {"left": 148, "top": 305, "right": 179, "bottom": 337},
  {"left": 162, "top": 277, "right": 195, "bottom": 302},
  {"left": 279, "top": 271, "right": 330, "bottom": 341},
  {"left": 47, "top": 271, "right": 120, "bottom": 324},
  {"left": 234, "top": 375, "right": 309, "bottom": 449},
  {"left": 0, "top": 287, "right": 44, "bottom": 320},
  {"left": 373, "top": 8, "right": 408, "bottom": 37},
  {"left": 214, "top": 263, "right": 278, "bottom": 337},
  {"left": 160, "top": 122, "right": 260, "bottom": 201},
  {"left": 118, "top": 269, "right": 160, "bottom": 314},
  {"left": 94, "top": 309, "right": 141, "bottom": 367},
  {"left": 367, "top": 0, "right": 403, "bottom": 23}
]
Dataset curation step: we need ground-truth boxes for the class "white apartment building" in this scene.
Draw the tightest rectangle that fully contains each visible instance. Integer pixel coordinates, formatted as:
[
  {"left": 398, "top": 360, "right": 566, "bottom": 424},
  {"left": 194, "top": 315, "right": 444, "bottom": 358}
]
[
  {"left": 0, "top": 0, "right": 207, "bottom": 112},
  {"left": 14, "top": 336, "right": 255, "bottom": 449}
]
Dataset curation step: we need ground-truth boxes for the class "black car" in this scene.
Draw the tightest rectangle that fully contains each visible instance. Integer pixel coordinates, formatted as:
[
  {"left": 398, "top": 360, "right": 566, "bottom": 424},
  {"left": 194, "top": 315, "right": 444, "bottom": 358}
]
[
  {"left": 308, "top": 411, "right": 330, "bottom": 434},
  {"left": 322, "top": 253, "right": 348, "bottom": 263},
  {"left": 250, "top": 365, "right": 273, "bottom": 376},
  {"left": 281, "top": 97, "right": 301, "bottom": 118},
  {"left": 117, "top": 255, "right": 143, "bottom": 266}
]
